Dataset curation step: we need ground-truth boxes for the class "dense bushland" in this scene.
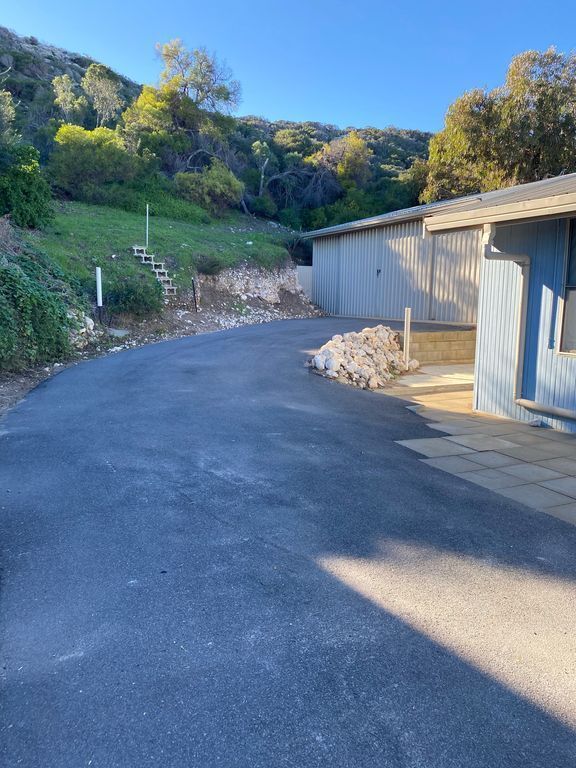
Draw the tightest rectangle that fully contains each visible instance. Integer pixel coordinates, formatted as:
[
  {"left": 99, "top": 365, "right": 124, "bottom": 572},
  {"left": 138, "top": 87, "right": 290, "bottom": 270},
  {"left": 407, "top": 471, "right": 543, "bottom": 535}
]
[
  {"left": 0, "top": 28, "right": 432, "bottom": 230},
  {"left": 0, "top": 221, "right": 73, "bottom": 371}
]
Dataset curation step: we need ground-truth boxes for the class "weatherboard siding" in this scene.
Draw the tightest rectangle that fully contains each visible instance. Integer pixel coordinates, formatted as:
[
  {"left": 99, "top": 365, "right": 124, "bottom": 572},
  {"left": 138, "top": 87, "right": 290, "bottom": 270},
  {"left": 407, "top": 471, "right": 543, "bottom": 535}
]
[{"left": 474, "top": 219, "right": 576, "bottom": 432}]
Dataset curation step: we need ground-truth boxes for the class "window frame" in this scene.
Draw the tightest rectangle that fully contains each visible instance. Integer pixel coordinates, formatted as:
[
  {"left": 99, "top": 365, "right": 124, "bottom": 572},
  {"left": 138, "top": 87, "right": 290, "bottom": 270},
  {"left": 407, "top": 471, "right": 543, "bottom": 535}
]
[{"left": 557, "top": 218, "right": 576, "bottom": 356}]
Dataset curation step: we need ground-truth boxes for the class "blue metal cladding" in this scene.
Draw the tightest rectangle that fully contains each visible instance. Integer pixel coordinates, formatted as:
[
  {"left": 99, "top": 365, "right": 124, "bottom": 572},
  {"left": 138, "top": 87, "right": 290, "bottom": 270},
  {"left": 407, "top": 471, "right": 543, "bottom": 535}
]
[
  {"left": 312, "top": 223, "right": 481, "bottom": 322},
  {"left": 474, "top": 219, "right": 576, "bottom": 432}
]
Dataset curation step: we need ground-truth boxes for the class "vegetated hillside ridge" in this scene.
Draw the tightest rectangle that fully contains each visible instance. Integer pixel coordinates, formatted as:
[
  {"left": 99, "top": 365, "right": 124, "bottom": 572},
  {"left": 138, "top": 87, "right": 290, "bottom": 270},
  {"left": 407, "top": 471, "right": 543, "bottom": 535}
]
[
  {"left": 0, "top": 26, "right": 140, "bottom": 135},
  {"left": 1, "top": 25, "right": 430, "bottom": 182},
  {"left": 239, "top": 116, "right": 431, "bottom": 176}
]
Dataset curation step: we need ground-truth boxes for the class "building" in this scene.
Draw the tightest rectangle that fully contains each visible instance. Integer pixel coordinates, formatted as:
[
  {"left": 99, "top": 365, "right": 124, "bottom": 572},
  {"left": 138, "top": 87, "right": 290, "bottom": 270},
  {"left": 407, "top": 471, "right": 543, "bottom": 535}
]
[{"left": 304, "top": 174, "right": 576, "bottom": 432}]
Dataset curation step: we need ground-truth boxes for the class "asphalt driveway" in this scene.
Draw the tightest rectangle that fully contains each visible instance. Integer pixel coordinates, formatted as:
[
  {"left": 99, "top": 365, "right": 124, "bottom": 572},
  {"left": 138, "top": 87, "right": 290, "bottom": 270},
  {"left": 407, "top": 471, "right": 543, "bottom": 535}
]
[{"left": 1, "top": 318, "right": 575, "bottom": 767}]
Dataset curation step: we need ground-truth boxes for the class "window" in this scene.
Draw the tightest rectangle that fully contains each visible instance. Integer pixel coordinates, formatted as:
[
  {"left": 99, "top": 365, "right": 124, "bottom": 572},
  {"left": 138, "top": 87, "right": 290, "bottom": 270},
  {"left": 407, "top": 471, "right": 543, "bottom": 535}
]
[{"left": 561, "top": 220, "right": 576, "bottom": 353}]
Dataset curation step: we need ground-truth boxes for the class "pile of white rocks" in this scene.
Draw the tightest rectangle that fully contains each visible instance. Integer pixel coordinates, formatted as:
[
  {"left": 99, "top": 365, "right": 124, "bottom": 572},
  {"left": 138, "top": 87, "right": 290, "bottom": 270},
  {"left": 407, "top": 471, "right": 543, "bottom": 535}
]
[
  {"left": 311, "top": 325, "right": 419, "bottom": 389},
  {"left": 68, "top": 311, "right": 101, "bottom": 350}
]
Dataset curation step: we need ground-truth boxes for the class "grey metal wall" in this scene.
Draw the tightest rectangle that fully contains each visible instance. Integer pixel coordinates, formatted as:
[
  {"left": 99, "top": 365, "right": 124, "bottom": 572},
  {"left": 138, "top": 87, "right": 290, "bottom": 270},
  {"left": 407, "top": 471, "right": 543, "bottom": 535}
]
[
  {"left": 312, "top": 223, "right": 481, "bottom": 322},
  {"left": 429, "top": 228, "right": 483, "bottom": 322}
]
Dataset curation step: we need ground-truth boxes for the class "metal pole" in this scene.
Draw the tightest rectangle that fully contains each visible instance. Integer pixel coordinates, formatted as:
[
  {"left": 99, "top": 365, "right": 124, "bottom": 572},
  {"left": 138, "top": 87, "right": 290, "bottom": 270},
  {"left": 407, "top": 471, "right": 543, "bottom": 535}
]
[
  {"left": 96, "top": 267, "right": 103, "bottom": 307},
  {"left": 145, "top": 203, "right": 149, "bottom": 250},
  {"left": 404, "top": 306, "right": 411, "bottom": 366},
  {"left": 191, "top": 278, "right": 198, "bottom": 312}
]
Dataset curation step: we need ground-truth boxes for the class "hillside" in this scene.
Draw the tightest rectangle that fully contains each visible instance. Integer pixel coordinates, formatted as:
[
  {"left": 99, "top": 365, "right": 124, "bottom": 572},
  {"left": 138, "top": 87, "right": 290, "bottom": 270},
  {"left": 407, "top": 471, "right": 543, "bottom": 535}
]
[
  {"left": 0, "top": 26, "right": 430, "bottom": 181},
  {"left": 239, "top": 116, "right": 431, "bottom": 176},
  {"left": 25, "top": 202, "right": 292, "bottom": 293},
  {"left": 0, "top": 26, "right": 140, "bottom": 137}
]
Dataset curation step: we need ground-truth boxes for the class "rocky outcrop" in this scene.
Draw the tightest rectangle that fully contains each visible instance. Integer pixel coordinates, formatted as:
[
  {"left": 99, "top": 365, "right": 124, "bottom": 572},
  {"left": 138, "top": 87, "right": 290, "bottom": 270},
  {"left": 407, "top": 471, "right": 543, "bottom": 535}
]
[
  {"left": 68, "top": 311, "right": 101, "bottom": 349},
  {"left": 311, "top": 325, "right": 419, "bottom": 389},
  {"left": 197, "top": 262, "right": 304, "bottom": 305}
]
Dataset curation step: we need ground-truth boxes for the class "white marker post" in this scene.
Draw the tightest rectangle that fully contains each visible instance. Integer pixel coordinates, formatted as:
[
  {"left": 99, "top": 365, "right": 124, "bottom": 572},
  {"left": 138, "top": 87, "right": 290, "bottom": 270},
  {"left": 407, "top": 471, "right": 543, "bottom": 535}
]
[
  {"left": 96, "top": 267, "right": 103, "bottom": 307},
  {"left": 145, "top": 203, "right": 149, "bottom": 250},
  {"left": 404, "top": 306, "right": 411, "bottom": 366}
]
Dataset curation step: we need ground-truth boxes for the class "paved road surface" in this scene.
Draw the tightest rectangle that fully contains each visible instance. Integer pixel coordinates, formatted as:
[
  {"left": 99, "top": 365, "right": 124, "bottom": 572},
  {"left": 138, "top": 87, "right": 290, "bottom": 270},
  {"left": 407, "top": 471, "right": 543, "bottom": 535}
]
[{"left": 1, "top": 318, "right": 575, "bottom": 767}]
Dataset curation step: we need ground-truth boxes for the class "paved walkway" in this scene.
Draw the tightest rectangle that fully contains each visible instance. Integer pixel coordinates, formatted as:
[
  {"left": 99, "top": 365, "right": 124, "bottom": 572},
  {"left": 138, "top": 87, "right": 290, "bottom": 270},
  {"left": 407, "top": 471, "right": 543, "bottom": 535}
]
[
  {"left": 1, "top": 318, "right": 576, "bottom": 767},
  {"left": 397, "top": 395, "right": 576, "bottom": 525},
  {"left": 385, "top": 363, "right": 475, "bottom": 395}
]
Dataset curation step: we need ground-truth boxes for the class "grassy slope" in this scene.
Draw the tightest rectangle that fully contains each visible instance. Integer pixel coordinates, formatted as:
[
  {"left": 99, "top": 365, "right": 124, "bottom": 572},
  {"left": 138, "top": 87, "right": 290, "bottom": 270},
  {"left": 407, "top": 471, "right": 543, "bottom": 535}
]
[{"left": 25, "top": 202, "right": 291, "bottom": 291}]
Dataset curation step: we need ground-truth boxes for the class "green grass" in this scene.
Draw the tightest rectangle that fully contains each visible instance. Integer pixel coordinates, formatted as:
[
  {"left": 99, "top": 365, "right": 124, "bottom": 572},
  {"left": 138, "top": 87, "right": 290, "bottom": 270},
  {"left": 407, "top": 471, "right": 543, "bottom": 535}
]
[{"left": 24, "top": 202, "right": 291, "bottom": 292}]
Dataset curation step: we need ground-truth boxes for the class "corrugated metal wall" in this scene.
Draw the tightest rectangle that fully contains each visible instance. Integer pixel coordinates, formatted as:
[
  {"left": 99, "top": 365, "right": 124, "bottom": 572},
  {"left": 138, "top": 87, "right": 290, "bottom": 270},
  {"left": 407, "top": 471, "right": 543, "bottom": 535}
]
[
  {"left": 474, "top": 219, "right": 576, "bottom": 432},
  {"left": 429, "top": 229, "right": 483, "bottom": 322},
  {"left": 312, "top": 223, "right": 481, "bottom": 322}
]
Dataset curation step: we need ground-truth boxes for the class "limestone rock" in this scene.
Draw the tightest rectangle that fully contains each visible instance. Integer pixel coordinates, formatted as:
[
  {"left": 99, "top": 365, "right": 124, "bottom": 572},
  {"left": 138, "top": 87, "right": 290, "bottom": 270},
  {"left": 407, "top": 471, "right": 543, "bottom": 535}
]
[{"left": 309, "top": 325, "right": 419, "bottom": 390}]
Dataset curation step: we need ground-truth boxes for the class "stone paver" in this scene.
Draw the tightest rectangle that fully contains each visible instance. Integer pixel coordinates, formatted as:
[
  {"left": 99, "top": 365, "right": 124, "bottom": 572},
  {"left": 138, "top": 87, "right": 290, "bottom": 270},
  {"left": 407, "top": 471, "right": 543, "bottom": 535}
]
[
  {"left": 540, "top": 476, "right": 576, "bottom": 499},
  {"left": 498, "top": 484, "right": 576, "bottom": 510},
  {"left": 537, "top": 458, "right": 576, "bottom": 475},
  {"left": 396, "top": 437, "right": 475, "bottom": 457},
  {"left": 497, "top": 444, "right": 576, "bottom": 462},
  {"left": 500, "top": 464, "right": 564, "bottom": 482},
  {"left": 455, "top": 469, "right": 529, "bottom": 490},
  {"left": 397, "top": 391, "right": 576, "bottom": 525},
  {"left": 422, "top": 456, "right": 487, "bottom": 474},
  {"left": 445, "top": 434, "right": 521, "bottom": 451},
  {"left": 465, "top": 451, "right": 522, "bottom": 468},
  {"left": 427, "top": 421, "right": 480, "bottom": 435},
  {"left": 545, "top": 503, "right": 576, "bottom": 524}
]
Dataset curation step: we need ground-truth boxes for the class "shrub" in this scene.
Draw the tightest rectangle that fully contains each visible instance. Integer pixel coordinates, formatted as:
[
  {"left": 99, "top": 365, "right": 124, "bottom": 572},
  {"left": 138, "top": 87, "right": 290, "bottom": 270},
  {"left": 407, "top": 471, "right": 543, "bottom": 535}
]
[
  {"left": 278, "top": 207, "right": 302, "bottom": 230},
  {"left": 0, "top": 251, "right": 71, "bottom": 370},
  {"left": 85, "top": 177, "right": 211, "bottom": 223},
  {"left": 249, "top": 194, "right": 277, "bottom": 218},
  {"left": 175, "top": 159, "right": 244, "bottom": 215},
  {"left": 195, "top": 253, "right": 227, "bottom": 275},
  {"left": 0, "top": 145, "right": 53, "bottom": 228},
  {"left": 103, "top": 273, "right": 163, "bottom": 316},
  {"left": 49, "top": 124, "right": 145, "bottom": 197}
]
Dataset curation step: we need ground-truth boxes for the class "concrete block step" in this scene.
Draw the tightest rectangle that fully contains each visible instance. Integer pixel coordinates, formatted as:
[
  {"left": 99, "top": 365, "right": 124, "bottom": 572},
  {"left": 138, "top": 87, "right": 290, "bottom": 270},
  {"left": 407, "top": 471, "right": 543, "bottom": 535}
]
[
  {"left": 412, "top": 350, "right": 475, "bottom": 363},
  {"left": 386, "top": 382, "right": 474, "bottom": 397},
  {"left": 164, "top": 286, "right": 177, "bottom": 295},
  {"left": 404, "top": 331, "right": 477, "bottom": 343},
  {"left": 409, "top": 341, "right": 476, "bottom": 353},
  {"left": 153, "top": 270, "right": 168, "bottom": 278},
  {"left": 159, "top": 277, "right": 173, "bottom": 285}
]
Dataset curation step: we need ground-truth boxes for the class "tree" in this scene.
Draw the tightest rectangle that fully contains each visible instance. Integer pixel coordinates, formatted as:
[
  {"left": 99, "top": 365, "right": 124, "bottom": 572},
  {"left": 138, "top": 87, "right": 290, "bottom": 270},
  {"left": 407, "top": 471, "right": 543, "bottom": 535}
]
[
  {"left": 422, "top": 47, "right": 576, "bottom": 202},
  {"left": 121, "top": 82, "right": 235, "bottom": 176},
  {"left": 52, "top": 75, "right": 87, "bottom": 124},
  {"left": 157, "top": 39, "right": 241, "bottom": 112},
  {"left": 0, "top": 87, "right": 17, "bottom": 169},
  {"left": 251, "top": 140, "right": 275, "bottom": 196},
  {"left": 273, "top": 127, "right": 319, "bottom": 157},
  {"left": 311, "top": 131, "right": 373, "bottom": 188},
  {"left": 81, "top": 64, "right": 124, "bottom": 127},
  {"left": 0, "top": 88, "right": 16, "bottom": 142}
]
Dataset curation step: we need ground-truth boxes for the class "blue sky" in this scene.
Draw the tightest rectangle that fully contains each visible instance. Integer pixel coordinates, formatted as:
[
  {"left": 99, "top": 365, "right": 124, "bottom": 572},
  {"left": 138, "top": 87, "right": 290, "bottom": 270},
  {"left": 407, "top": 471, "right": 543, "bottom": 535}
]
[{"left": 3, "top": 1, "right": 576, "bottom": 132}]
